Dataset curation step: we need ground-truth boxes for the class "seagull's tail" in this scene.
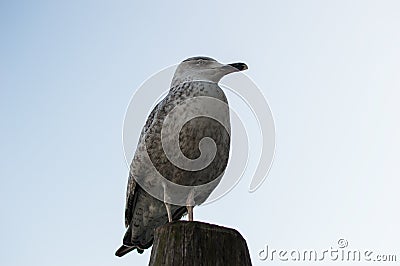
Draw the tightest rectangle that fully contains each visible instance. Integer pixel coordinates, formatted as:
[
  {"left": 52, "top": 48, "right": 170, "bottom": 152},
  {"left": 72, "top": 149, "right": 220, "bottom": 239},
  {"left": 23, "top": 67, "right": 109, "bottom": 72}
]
[{"left": 115, "top": 245, "right": 144, "bottom": 257}]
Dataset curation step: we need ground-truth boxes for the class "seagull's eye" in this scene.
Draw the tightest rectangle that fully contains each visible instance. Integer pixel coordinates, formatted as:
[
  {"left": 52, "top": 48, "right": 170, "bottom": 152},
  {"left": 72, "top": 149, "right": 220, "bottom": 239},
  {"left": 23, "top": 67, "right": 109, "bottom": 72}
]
[{"left": 197, "top": 60, "right": 205, "bottom": 65}]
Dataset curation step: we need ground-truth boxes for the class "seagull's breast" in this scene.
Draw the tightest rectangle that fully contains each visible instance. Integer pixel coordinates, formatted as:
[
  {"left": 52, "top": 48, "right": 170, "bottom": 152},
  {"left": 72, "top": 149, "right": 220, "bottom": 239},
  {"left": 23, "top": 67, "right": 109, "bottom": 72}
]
[{"left": 132, "top": 81, "right": 231, "bottom": 204}]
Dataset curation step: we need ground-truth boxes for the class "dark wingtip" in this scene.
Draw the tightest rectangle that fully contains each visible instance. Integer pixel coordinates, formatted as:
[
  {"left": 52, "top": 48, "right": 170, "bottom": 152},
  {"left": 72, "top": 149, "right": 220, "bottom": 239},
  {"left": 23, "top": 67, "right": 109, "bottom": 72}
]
[
  {"left": 115, "top": 245, "right": 136, "bottom": 257},
  {"left": 115, "top": 245, "right": 145, "bottom": 257}
]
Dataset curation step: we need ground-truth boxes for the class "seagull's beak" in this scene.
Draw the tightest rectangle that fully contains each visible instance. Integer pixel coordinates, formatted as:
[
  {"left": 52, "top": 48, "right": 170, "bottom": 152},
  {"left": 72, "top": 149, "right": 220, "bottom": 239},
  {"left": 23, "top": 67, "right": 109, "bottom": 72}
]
[
  {"left": 227, "top": 62, "right": 248, "bottom": 72},
  {"left": 215, "top": 62, "right": 248, "bottom": 80}
]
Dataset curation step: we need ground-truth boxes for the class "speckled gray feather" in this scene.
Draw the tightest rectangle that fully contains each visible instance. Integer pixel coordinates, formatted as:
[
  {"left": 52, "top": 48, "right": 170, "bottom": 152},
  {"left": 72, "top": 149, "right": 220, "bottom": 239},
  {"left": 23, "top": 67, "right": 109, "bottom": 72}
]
[{"left": 117, "top": 81, "right": 230, "bottom": 255}]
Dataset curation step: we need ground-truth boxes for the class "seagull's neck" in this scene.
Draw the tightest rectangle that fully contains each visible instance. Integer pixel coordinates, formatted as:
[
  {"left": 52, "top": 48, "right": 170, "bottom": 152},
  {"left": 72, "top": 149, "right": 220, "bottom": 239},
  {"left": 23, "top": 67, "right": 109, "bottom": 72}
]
[{"left": 170, "top": 76, "right": 218, "bottom": 89}]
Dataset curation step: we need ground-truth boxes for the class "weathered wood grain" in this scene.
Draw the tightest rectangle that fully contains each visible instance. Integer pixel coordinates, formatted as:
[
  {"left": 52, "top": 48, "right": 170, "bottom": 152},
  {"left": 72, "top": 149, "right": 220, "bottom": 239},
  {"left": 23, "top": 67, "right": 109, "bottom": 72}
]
[{"left": 148, "top": 221, "right": 252, "bottom": 266}]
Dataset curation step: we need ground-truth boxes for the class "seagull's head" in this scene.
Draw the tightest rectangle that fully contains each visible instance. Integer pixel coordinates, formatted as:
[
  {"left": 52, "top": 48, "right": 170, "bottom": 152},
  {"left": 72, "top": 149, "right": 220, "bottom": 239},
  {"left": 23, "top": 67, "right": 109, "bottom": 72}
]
[{"left": 171, "top": 56, "right": 248, "bottom": 87}]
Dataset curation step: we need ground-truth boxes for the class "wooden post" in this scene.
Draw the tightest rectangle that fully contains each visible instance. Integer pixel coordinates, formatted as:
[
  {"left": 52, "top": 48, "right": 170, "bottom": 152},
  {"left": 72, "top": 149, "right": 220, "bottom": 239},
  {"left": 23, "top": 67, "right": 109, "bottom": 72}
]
[{"left": 148, "top": 221, "right": 252, "bottom": 266}]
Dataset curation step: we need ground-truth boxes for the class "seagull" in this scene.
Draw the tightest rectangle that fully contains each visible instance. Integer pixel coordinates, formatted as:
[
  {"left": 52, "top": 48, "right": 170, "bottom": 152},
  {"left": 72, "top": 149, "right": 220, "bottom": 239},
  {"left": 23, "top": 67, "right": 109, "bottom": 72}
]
[{"left": 115, "top": 56, "right": 248, "bottom": 257}]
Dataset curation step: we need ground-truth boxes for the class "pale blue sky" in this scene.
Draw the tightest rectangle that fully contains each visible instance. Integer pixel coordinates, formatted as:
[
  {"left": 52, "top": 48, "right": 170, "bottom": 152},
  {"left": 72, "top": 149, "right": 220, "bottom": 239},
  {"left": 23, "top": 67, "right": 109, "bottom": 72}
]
[{"left": 1, "top": 1, "right": 399, "bottom": 265}]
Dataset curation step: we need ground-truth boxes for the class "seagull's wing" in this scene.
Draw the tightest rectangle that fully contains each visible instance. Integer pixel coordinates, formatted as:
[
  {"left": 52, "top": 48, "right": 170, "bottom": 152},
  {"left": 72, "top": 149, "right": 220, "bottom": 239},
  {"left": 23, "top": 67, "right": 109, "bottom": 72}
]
[
  {"left": 124, "top": 173, "right": 137, "bottom": 228},
  {"left": 124, "top": 102, "right": 160, "bottom": 228}
]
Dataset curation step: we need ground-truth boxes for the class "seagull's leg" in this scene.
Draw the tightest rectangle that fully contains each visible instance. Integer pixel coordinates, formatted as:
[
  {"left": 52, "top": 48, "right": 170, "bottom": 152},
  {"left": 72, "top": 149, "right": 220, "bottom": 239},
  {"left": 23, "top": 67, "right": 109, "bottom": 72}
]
[
  {"left": 165, "top": 202, "right": 172, "bottom": 222},
  {"left": 186, "top": 190, "right": 195, "bottom": 221},
  {"left": 162, "top": 182, "right": 172, "bottom": 222},
  {"left": 187, "top": 205, "right": 193, "bottom": 221}
]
